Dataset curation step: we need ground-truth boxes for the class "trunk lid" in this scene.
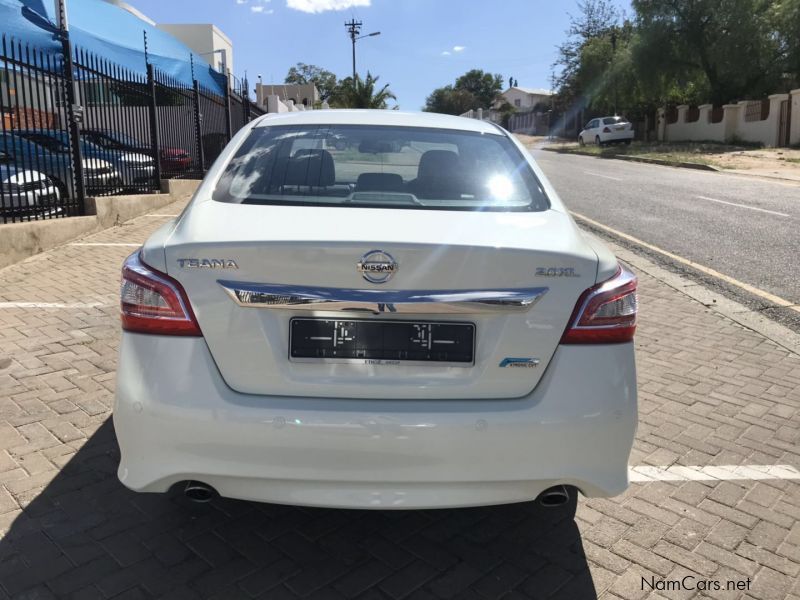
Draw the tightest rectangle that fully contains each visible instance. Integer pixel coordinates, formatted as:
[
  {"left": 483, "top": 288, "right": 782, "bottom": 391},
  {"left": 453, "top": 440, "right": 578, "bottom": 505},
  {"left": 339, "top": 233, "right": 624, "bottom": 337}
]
[{"left": 164, "top": 201, "right": 598, "bottom": 399}]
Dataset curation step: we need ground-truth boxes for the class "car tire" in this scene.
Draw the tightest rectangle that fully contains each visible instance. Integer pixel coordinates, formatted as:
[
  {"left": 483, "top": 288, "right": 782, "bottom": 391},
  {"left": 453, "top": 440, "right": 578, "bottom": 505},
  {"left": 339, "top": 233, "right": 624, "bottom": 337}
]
[
  {"left": 595, "top": 136, "right": 602, "bottom": 147},
  {"left": 50, "top": 177, "right": 69, "bottom": 200},
  {"left": 578, "top": 136, "right": 585, "bottom": 147}
]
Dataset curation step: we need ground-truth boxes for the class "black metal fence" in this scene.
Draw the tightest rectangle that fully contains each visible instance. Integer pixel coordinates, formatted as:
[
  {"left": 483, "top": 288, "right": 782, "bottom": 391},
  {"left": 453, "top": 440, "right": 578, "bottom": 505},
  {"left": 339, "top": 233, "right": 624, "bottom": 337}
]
[{"left": 0, "top": 35, "right": 264, "bottom": 224}]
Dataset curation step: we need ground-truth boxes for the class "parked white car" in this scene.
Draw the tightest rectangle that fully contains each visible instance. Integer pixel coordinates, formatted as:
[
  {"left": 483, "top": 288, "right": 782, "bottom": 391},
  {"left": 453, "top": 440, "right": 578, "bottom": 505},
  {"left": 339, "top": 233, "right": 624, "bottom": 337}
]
[
  {"left": 0, "top": 152, "right": 60, "bottom": 212},
  {"left": 114, "top": 110, "right": 638, "bottom": 509},
  {"left": 579, "top": 116, "right": 634, "bottom": 146}
]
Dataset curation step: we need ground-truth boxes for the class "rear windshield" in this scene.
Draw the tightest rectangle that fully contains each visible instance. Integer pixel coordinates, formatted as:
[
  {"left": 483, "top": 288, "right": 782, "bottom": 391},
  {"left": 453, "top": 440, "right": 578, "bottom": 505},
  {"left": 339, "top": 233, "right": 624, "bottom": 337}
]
[
  {"left": 212, "top": 125, "right": 549, "bottom": 211},
  {"left": 602, "top": 117, "right": 624, "bottom": 124}
]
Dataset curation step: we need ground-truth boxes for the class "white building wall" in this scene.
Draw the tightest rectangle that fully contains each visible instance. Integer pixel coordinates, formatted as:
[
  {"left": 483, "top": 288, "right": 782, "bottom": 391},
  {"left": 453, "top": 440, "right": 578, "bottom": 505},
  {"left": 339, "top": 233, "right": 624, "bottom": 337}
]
[
  {"left": 659, "top": 92, "right": 796, "bottom": 147},
  {"left": 156, "top": 24, "right": 234, "bottom": 76},
  {"left": 791, "top": 89, "right": 800, "bottom": 146}
]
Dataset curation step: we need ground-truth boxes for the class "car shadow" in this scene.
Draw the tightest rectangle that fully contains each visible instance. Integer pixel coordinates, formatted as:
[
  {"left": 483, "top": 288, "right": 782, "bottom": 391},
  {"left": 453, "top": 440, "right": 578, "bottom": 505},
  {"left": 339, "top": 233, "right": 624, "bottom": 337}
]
[{"left": 0, "top": 418, "right": 598, "bottom": 599}]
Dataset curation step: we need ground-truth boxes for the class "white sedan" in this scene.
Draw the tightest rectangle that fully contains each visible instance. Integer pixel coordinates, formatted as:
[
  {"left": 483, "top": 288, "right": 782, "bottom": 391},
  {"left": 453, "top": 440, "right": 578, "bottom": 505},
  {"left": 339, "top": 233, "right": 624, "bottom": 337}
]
[
  {"left": 579, "top": 116, "right": 634, "bottom": 146},
  {"left": 0, "top": 156, "right": 60, "bottom": 212},
  {"left": 114, "top": 110, "right": 638, "bottom": 509}
]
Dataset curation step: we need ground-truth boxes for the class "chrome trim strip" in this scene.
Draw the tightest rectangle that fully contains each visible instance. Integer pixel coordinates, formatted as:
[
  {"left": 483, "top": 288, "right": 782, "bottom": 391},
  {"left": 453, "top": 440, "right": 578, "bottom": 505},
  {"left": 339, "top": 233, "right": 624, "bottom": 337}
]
[{"left": 218, "top": 281, "right": 549, "bottom": 314}]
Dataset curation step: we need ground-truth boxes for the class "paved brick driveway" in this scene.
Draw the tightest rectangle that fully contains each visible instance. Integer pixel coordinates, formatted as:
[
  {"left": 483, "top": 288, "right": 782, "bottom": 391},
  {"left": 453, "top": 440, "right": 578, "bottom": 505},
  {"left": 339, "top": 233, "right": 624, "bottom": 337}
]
[{"left": 0, "top": 200, "right": 798, "bottom": 599}]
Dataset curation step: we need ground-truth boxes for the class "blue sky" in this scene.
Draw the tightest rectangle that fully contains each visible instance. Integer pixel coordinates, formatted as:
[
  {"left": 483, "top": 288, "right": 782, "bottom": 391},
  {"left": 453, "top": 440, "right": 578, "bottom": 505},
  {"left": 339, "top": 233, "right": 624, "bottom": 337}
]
[{"left": 129, "top": 0, "right": 630, "bottom": 110}]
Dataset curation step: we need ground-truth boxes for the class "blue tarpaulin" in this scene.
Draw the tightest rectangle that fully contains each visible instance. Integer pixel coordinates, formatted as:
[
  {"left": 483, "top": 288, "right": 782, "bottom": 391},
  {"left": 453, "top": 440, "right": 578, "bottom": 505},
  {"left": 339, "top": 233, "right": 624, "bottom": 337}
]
[{"left": 0, "top": 0, "right": 226, "bottom": 93}]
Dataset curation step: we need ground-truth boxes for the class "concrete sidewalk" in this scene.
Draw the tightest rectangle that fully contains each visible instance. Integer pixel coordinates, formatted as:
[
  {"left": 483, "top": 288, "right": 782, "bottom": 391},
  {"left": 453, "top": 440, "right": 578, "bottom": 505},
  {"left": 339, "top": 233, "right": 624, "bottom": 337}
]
[{"left": 0, "top": 200, "right": 798, "bottom": 599}]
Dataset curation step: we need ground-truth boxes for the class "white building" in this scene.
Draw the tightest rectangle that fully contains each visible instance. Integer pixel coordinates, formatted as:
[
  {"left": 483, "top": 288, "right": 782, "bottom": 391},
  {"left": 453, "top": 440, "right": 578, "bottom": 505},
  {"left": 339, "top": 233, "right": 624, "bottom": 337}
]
[
  {"left": 101, "top": 1, "right": 234, "bottom": 77},
  {"left": 156, "top": 24, "right": 234, "bottom": 76},
  {"left": 256, "top": 83, "right": 320, "bottom": 109},
  {"left": 497, "top": 86, "right": 553, "bottom": 111}
]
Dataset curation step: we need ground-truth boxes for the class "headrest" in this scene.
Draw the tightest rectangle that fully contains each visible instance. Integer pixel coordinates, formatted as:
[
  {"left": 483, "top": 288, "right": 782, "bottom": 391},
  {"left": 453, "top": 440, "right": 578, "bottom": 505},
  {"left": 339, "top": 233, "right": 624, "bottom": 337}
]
[
  {"left": 417, "top": 150, "right": 461, "bottom": 179},
  {"left": 282, "top": 150, "right": 335, "bottom": 187},
  {"left": 356, "top": 172, "right": 405, "bottom": 192}
]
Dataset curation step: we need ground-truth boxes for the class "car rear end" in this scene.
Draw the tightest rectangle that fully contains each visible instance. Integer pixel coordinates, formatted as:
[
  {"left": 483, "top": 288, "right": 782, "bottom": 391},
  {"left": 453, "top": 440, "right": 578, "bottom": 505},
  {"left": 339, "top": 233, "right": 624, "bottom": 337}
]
[
  {"left": 599, "top": 117, "right": 634, "bottom": 143},
  {"left": 113, "top": 112, "right": 638, "bottom": 509}
]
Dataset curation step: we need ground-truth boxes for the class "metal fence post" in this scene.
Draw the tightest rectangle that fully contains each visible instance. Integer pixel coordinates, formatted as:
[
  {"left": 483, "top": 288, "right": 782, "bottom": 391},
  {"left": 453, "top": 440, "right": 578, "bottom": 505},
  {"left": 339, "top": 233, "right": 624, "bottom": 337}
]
[
  {"left": 56, "top": 0, "right": 86, "bottom": 213},
  {"left": 192, "top": 79, "right": 205, "bottom": 172},
  {"left": 223, "top": 75, "right": 233, "bottom": 141},
  {"left": 242, "top": 80, "right": 251, "bottom": 126},
  {"left": 146, "top": 63, "right": 163, "bottom": 185}
]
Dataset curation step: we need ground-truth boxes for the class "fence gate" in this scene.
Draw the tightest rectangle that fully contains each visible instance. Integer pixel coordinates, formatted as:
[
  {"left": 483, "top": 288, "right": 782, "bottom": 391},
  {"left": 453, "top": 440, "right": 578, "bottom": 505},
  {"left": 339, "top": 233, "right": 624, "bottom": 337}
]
[{"left": 778, "top": 99, "right": 791, "bottom": 148}]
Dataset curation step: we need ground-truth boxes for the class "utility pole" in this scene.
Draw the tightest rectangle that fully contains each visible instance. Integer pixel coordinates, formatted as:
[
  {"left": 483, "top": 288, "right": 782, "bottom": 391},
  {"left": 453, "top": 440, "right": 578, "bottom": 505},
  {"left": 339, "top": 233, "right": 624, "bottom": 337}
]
[
  {"left": 611, "top": 29, "right": 617, "bottom": 116},
  {"left": 345, "top": 20, "right": 380, "bottom": 81},
  {"left": 345, "top": 19, "right": 362, "bottom": 80}
]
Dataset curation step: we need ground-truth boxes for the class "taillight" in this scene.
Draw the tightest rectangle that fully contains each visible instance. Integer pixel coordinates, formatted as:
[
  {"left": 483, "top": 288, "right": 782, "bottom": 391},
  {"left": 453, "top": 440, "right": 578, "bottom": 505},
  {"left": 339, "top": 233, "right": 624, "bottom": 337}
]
[
  {"left": 603, "top": 126, "right": 611, "bottom": 133},
  {"left": 561, "top": 265, "right": 638, "bottom": 344},
  {"left": 120, "top": 251, "right": 202, "bottom": 336}
]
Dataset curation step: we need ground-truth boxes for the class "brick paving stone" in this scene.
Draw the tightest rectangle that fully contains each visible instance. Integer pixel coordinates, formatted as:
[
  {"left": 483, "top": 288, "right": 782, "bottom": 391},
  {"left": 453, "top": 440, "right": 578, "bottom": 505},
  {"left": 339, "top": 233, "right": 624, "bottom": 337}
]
[{"left": 0, "top": 199, "right": 798, "bottom": 599}]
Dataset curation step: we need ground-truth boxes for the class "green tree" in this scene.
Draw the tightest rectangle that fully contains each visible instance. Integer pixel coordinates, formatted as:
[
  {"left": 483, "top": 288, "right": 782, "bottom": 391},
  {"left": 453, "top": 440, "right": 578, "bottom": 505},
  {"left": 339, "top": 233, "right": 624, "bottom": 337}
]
[
  {"left": 423, "top": 86, "right": 476, "bottom": 115},
  {"left": 632, "top": 0, "right": 792, "bottom": 105},
  {"left": 552, "top": 0, "right": 620, "bottom": 105},
  {"left": 285, "top": 63, "right": 338, "bottom": 101},
  {"left": 329, "top": 72, "right": 397, "bottom": 109},
  {"left": 453, "top": 69, "right": 504, "bottom": 108},
  {"left": 423, "top": 69, "right": 504, "bottom": 115}
]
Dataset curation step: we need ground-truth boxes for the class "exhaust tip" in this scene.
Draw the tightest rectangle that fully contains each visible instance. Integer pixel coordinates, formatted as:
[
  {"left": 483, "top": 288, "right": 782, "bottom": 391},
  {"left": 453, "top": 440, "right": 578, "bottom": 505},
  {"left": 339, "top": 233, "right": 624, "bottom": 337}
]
[
  {"left": 537, "top": 485, "right": 570, "bottom": 507},
  {"left": 184, "top": 481, "right": 215, "bottom": 503}
]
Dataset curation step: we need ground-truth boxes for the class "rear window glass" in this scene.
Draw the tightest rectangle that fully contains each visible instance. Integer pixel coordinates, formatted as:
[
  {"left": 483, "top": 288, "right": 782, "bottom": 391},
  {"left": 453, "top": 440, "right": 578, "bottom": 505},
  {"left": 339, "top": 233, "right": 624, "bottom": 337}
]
[
  {"left": 602, "top": 117, "right": 624, "bottom": 124},
  {"left": 212, "top": 125, "right": 549, "bottom": 211}
]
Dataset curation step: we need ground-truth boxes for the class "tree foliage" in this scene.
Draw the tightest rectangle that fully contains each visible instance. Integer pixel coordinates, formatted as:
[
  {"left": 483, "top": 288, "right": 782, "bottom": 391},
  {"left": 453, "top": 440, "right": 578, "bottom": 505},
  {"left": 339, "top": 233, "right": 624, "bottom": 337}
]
[
  {"left": 633, "top": 0, "right": 795, "bottom": 105},
  {"left": 423, "top": 69, "right": 504, "bottom": 115},
  {"left": 284, "top": 63, "right": 338, "bottom": 101},
  {"left": 553, "top": 0, "right": 800, "bottom": 117},
  {"left": 329, "top": 72, "right": 397, "bottom": 109}
]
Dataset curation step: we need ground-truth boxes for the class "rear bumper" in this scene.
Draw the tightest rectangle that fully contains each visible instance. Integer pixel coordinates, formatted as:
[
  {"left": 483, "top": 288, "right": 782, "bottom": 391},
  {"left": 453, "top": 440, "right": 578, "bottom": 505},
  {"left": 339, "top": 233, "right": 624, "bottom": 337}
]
[
  {"left": 114, "top": 334, "right": 637, "bottom": 508},
  {"left": 600, "top": 130, "right": 634, "bottom": 142}
]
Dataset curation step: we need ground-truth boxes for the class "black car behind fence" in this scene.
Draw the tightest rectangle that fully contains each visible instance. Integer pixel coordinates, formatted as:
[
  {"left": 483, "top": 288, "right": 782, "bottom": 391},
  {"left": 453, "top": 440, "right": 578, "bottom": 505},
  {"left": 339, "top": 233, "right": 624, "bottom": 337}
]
[{"left": 0, "top": 34, "right": 264, "bottom": 224}]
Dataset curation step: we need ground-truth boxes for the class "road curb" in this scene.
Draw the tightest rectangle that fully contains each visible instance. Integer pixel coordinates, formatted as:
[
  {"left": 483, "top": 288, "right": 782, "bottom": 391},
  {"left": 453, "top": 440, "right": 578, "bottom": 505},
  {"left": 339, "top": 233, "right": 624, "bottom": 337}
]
[
  {"left": 575, "top": 217, "right": 800, "bottom": 357},
  {"left": 541, "top": 146, "right": 720, "bottom": 172}
]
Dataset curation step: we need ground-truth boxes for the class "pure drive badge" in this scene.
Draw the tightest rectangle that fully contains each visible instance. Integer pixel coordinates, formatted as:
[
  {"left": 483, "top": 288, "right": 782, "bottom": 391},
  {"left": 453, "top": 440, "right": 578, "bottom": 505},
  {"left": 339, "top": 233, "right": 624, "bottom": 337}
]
[{"left": 499, "top": 357, "right": 541, "bottom": 368}]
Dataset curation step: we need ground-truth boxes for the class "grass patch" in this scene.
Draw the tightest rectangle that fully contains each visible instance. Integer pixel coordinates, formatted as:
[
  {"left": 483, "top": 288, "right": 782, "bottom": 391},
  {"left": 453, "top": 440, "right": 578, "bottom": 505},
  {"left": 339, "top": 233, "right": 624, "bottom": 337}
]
[{"left": 544, "top": 140, "right": 758, "bottom": 167}]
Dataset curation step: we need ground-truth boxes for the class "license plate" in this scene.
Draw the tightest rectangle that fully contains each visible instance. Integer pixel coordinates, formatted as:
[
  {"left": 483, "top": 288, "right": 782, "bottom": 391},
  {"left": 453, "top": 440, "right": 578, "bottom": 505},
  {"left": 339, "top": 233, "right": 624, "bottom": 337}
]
[{"left": 289, "top": 318, "right": 475, "bottom": 366}]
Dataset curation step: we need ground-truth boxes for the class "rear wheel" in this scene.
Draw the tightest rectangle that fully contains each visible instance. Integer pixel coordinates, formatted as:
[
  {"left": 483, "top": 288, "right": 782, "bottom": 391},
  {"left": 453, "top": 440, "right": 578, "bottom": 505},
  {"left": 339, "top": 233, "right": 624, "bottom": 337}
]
[{"left": 595, "top": 136, "right": 602, "bottom": 147}]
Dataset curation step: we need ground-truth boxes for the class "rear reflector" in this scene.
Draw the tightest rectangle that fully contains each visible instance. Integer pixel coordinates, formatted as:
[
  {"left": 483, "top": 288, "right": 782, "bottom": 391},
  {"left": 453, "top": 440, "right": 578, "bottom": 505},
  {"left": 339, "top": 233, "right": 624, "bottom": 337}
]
[
  {"left": 120, "top": 251, "right": 202, "bottom": 336},
  {"left": 561, "top": 265, "right": 638, "bottom": 344}
]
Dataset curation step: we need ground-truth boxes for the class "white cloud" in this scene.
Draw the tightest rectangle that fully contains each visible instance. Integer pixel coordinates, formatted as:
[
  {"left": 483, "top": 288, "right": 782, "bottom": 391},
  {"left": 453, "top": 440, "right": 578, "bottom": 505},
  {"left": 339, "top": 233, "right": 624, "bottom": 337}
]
[
  {"left": 251, "top": 2, "right": 274, "bottom": 13},
  {"left": 286, "top": 0, "right": 370, "bottom": 14},
  {"left": 441, "top": 51, "right": 451, "bottom": 56},
  {"left": 236, "top": 0, "right": 247, "bottom": 4},
  {"left": 453, "top": 45, "right": 466, "bottom": 52}
]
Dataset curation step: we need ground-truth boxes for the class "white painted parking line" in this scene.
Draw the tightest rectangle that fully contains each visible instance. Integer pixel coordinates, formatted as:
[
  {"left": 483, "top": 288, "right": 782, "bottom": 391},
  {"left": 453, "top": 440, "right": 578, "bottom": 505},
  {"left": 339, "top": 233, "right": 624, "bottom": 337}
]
[
  {"left": 0, "top": 302, "right": 108, "bottom": 309},
  {"left": 695, "top": 195, "right": 790, "bottom": 217},
  {"left": 629, "top": 464, "right": 800, "bottom": 482},
  {"left": 583, "top": 170, "right": 624, "bottom": 181},
  {"left": 571, "top": 211, "right": 800, "bottom": 314},
  {"left": 69, "top": 243, "right": 140, "bottom": 247}
]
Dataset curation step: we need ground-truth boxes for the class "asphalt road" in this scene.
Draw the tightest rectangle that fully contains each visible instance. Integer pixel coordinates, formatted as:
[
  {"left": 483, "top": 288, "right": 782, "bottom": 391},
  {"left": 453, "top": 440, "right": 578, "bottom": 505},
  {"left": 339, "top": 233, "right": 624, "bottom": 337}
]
[{"left": 532, "top": 149, "right": 800, "bottom": 328}]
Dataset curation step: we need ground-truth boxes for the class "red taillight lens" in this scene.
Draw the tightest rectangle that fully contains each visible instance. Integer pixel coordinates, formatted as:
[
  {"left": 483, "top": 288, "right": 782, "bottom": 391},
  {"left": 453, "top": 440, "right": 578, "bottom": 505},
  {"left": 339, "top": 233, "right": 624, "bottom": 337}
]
[
  {"left": 561, "top": 265, "right": 638, "bottom": 344},
  {"left": 120, "top": 251, "right": 202, "bottom": 336},
  {"left": 602, "top": 126, "right": 611, "bottom": 133}
]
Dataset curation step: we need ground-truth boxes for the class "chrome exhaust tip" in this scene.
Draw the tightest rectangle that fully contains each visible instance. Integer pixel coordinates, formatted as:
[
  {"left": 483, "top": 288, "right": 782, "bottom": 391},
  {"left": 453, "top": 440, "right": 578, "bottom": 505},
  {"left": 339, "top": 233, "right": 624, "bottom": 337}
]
[
  {"left": 184, "top": 481, "right": 215, "bottom": 503},
  {"left": 537, "top": 485, "right": 570, "bottom": 507}
]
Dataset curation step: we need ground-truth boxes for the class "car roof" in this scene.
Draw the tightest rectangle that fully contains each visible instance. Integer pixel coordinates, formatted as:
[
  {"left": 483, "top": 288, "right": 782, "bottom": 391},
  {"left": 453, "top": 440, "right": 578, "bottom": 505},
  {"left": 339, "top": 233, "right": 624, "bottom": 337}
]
[{"left": 253, "top": 109, "right": 506, "bottom": 135}]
